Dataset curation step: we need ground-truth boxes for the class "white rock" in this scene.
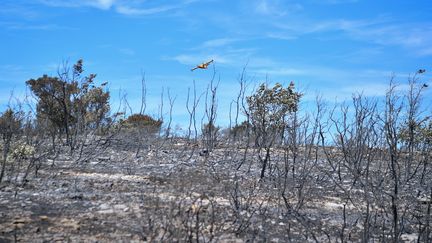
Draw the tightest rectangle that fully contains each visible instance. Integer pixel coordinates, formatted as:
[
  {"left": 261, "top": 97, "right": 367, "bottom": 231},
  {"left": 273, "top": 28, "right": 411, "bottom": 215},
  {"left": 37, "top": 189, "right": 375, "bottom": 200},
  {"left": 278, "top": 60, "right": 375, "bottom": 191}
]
[
  {"left": 98, "top": 209, "right": 114, "bottom": 214},
  {"left": 99, "top": 203, "right": 110, "bottom": 210},
  {"left": 113, "top": 204, "right": 127, "bottom": 210}
]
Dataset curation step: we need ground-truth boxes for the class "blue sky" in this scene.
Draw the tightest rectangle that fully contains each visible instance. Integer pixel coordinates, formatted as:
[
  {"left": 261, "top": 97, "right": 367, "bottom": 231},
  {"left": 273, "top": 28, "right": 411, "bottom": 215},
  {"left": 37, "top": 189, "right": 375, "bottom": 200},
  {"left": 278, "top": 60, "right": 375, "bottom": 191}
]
[{"left": 1, "top": 0, "right": 431, "bottom": 128}]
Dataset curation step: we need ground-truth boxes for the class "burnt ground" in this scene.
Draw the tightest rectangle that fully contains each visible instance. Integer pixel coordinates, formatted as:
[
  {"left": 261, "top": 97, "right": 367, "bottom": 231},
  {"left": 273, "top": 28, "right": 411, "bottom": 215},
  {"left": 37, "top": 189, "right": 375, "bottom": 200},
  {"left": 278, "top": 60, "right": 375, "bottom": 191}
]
[
  {"left": 0, "top": 144, "right": 421, "bottom": 242},
  {"left": 0, "top": 145, "right": 249, "bottom": 242}
]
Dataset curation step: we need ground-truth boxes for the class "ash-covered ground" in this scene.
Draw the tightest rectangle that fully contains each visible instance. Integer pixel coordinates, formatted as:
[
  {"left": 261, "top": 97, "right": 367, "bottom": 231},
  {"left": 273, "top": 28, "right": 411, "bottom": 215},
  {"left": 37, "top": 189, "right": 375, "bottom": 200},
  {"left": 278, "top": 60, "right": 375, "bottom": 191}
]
[{"left": 0, "top": 140, "right": 425, "bottom": 242}]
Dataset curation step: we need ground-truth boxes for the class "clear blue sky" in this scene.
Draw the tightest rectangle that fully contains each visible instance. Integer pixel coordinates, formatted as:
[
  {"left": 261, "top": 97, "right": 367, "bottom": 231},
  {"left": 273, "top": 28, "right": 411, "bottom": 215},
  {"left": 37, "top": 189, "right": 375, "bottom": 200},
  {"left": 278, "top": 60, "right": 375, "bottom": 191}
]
[{"left": 1, "top": 0, "right": 431, "bottom": 128}]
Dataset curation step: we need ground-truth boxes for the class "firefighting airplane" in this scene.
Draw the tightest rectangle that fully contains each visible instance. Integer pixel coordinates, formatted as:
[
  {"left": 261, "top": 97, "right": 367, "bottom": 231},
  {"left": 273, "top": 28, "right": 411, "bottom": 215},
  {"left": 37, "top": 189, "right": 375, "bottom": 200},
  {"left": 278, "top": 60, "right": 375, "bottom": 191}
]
[{"left": 191, "top": 59, "right": 214, "bottom": 71}]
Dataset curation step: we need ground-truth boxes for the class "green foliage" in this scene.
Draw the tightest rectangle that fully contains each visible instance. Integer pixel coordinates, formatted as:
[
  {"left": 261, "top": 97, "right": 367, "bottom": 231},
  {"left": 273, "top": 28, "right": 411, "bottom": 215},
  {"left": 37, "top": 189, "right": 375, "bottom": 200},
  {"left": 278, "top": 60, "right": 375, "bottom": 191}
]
[
  {"left": 10, "top": 143, "right": 35, "bottom": 161},
  {"left": 230, "top": 121, "right": 250, "bottom": 140},
  {"left": 124, "top": 114, "right": 162, "bottom": 134},
  {"left": 26, "top": 59, "right": 111, "bottom": 140},
  {"left": 79, "top": 87, "right": 110, "bottom": 130},
  {"left": 0, "top": 109, "right": 22, "bottom": 142},
  {"left": 247, "top": 82, "right": 302, "bottom": 146},
  {"left": 125, "top": 114, "right": 162, "bottom": 127},
  {"left": 399, "top": 118, "right": 432, "bottom": 147},
  {"left": 0, "top": 108, "right": 23, "bottom": 182},
  {"left": 246, "top": 82, "right": 301, "bottom": 178},
  {"left": 26, "top": 75, "right": 78, "bottom": 130}
]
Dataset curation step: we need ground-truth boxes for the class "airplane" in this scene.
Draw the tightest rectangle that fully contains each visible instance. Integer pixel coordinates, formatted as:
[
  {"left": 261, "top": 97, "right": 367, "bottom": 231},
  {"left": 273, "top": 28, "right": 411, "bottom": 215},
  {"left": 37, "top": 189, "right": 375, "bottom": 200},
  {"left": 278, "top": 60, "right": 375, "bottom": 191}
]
[{"left": 191, "top": 59, "right": 214, "bottom": 71}]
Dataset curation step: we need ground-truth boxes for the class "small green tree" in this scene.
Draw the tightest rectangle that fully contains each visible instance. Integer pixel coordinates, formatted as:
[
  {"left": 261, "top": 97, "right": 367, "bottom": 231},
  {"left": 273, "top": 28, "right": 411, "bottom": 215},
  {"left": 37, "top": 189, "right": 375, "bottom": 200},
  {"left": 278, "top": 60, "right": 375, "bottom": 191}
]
[
  {"left": 26, "top": 75, "right": 78, "bottom": 146},
  {"left": 124, "top": 114, "right": 163, "bottom": 135},
  {"left": 247, "top": 82, "right": 301, "bottom": 178},
  {"left": 26, "top": 59, "right": 110, "bottom": 148}
]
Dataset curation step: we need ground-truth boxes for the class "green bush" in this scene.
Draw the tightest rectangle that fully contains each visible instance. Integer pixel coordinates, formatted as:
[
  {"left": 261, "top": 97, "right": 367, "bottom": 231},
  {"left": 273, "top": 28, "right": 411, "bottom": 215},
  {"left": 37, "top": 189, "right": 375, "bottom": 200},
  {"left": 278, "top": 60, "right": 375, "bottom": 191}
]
[
  {"left": 10, "top": 143, "right": 35, "bottom": 161},
  {"left": 123, "top": 114, "right": 162, "bottom": 134},
  {"left": 247, "top": 82, "right": 302, "bottom": 146}
]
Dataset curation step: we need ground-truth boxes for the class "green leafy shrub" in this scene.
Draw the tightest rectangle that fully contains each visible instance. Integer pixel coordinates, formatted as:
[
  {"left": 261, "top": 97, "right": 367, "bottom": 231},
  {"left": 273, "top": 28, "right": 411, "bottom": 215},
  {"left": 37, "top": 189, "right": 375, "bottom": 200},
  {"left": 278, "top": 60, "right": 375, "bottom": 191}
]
[
  {"left": 10, "top": 143, "right": 35, "bottom": 161},
  {"left": 123, "top": 114, "right": 162, "bottom": 134}
]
